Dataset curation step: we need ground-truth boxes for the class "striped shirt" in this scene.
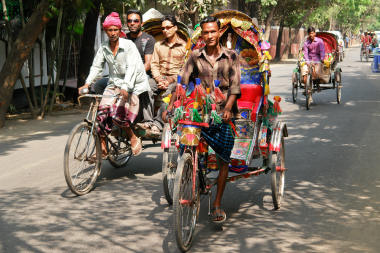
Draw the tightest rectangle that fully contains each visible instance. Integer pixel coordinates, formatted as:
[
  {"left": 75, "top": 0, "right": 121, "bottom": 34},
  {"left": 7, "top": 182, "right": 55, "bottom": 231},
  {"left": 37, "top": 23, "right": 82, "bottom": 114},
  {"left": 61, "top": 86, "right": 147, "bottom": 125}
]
[{"left": 181, "top": 46, "right": 241, "bottom": 114}]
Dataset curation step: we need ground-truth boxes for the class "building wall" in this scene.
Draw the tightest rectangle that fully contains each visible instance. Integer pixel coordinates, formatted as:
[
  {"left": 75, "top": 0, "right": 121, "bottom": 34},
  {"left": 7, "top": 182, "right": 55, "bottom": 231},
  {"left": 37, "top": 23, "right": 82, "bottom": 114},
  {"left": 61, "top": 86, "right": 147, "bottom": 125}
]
[{"left": 268, "top": 26, "right": 306, "bottom": 59}]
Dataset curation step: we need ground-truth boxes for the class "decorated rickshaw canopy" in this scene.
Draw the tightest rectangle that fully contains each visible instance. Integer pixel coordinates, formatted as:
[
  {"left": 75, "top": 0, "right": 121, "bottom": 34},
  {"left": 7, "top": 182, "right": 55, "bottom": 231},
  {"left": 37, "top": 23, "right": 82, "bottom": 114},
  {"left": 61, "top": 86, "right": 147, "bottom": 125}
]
[
  {"left": 191, "top": 10, "right": 269, "bottom": 85},
  {"left": 142, "top": 18, "right": 191, "bottom": 44},
  {"left": 191, "top": 10, "right": 264, "bottom": 63},
  {"left": 317, "top": 32, "right": 338, "bottom": 54}
]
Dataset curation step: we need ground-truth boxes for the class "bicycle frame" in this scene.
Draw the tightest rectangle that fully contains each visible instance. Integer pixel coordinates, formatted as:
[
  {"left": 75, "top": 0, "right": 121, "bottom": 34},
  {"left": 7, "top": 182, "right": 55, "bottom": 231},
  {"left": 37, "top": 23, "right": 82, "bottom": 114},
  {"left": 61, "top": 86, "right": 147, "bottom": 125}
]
[{"left": 78, "top": 94, "right": 124, "bottom": 155}]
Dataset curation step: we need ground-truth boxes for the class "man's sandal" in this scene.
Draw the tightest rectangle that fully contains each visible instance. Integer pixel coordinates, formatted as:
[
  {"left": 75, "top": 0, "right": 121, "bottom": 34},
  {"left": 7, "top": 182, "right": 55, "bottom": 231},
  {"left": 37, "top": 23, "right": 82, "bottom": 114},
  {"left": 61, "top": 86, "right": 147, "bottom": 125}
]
[
  {"left": 131, "top": 138, "right": 142, "bottom": 156},
  {"left": 209, "top": 206, "right": 227, "bottom": 224}
]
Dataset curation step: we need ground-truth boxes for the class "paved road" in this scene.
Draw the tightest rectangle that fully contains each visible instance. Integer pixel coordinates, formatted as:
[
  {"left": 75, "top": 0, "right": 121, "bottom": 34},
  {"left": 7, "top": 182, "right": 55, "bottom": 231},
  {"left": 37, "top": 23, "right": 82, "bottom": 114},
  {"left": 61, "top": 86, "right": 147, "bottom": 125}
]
[{"left": 1, "top": 46, "right": 379, "bottom": 253}]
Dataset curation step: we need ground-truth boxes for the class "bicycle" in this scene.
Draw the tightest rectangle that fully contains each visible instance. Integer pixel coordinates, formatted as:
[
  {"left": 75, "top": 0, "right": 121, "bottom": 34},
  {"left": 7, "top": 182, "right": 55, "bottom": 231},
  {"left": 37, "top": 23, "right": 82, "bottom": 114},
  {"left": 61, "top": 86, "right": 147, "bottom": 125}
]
[{"left": 63, "top": 94, "right": 132, "bottom": 196}]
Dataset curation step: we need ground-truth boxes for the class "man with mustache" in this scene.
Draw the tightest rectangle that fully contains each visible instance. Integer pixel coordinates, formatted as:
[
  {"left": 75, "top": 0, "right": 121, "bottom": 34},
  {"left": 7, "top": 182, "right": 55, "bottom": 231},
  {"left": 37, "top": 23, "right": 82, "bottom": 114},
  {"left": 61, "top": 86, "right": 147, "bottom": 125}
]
[
  {"left": 79, "top": 12, "right": 150, "bottom": 156},
  {"left": 163, "top": 16, "right": 241, "bottom": 223}
]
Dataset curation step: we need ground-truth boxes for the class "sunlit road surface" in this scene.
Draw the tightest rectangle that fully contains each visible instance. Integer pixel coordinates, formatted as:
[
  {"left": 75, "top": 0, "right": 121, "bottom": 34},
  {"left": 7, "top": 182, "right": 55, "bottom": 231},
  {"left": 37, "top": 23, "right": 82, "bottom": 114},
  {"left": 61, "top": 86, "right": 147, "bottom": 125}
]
[{"left": 0, "top": 46, "right": 379, "bottom": 253}]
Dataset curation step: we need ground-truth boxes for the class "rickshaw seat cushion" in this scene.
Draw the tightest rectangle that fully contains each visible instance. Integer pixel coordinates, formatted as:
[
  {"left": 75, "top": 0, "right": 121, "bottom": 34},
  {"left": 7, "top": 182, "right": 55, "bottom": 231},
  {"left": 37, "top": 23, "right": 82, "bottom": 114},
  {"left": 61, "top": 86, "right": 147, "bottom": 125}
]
[
  {"left": 237, "top": 84, "right": 263, "bottom": 122},
  {"left": 238, "top": 84, "right": 263, "bottom": 103}
]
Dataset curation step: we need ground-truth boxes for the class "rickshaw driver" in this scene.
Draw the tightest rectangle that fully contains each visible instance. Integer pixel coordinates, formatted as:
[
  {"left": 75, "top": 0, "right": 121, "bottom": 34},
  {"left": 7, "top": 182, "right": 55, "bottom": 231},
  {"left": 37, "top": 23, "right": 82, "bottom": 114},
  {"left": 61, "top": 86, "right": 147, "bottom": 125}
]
[
  {"left": 302, "top": 27, "right": 325, "bottom": 85},
  {"left": 163, "top": 16, "right": 241, "bottom": 223}
]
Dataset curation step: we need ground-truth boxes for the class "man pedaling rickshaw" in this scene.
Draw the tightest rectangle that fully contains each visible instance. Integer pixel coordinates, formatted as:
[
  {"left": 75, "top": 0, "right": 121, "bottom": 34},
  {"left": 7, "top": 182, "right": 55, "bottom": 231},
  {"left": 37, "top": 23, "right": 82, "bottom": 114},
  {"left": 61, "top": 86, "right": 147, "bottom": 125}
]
[
  {"left": 78, "top": 12, "right": 151, "bottom": 156},
  {"left": 163, "top": 16, "right": 241, "bottom": 223},
  {"left": 301, "top": 27, "right": 326, "bottom": 87}
]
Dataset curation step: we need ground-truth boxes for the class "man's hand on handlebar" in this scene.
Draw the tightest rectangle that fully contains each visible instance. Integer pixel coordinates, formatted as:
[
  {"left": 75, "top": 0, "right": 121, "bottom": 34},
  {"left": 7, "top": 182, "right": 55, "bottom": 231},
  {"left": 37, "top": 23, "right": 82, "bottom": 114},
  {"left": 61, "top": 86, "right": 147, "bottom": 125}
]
[
  {"left": 120, "top": 89, "right": 129, "bottom": 100},
  {"left": 78, "top": 83, "right": 90, "bottom": 95},
  {"left": 162, "top": 106, "right": 173, "bottom": 123}
]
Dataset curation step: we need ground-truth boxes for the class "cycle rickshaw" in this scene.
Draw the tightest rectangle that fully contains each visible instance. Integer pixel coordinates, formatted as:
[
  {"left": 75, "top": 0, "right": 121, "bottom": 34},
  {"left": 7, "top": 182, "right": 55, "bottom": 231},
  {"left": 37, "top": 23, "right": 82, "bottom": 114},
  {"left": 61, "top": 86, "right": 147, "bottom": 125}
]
[
  {"left": 360, "top": 42, "right": 371, "bottom": 62},
  {"left": 162, "top": 10, "right": 288, "bottom": 252},
  {"left": 292, "top": 32, "right": 343, "bottom": 110}
]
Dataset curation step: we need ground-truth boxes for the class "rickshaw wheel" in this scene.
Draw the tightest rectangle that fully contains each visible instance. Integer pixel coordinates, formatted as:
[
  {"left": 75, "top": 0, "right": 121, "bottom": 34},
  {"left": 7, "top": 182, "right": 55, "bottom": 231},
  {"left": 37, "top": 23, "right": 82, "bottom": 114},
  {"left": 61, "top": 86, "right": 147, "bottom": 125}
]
[
  {"left": 305, "top": 74, "right": 312, "bottom": 110},
  {"left": 336, "top": 72, "right": 342, "bottom": 104},
  {"left": 366, "top": 48, "right": 369, "bottom": 62},
  {"left": 270, "top": 136, "right": 285, "bottom": 210},
  {"left": 292, "top": 72, "right": 298, "bottom": 103},
  {"left": 162, "top": 125, "right": 180, "bottom": 205},
  {"left": 360, "top": 49, "right": 363, "bottom": 62},
  {"left": 173, "top": 152, "right": 200, "bottom": 252}
]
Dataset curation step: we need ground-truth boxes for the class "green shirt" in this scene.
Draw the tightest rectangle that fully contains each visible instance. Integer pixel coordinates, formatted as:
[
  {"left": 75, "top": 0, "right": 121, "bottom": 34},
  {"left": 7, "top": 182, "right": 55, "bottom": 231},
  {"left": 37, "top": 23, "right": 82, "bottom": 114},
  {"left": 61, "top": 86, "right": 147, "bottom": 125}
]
[{"left": 86, "top": 38, "right": 150, "bottom": 95}]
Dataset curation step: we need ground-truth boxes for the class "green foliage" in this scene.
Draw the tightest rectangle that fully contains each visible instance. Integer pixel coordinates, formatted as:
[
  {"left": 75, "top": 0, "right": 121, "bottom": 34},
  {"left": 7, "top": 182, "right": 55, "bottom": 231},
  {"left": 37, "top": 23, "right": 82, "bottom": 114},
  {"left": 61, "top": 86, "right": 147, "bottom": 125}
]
[
  {"left": 160, "top": 0, "right": 228, "bottom": 26},
  {"left": 306, "top": 0, "right": 380, "bottom": 33}
]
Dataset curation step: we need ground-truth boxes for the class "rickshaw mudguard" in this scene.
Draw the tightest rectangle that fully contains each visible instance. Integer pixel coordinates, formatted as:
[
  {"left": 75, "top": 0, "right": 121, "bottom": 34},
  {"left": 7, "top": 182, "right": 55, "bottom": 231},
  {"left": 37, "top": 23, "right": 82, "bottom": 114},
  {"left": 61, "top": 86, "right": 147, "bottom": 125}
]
[{"left": 269, "top": 121, "right": 288, "bottom": 152}]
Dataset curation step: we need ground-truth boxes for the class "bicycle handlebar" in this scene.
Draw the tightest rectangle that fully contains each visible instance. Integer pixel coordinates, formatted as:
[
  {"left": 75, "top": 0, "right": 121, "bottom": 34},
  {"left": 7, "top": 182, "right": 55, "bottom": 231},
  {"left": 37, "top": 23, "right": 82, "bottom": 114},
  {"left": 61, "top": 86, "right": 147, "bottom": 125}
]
[{"left": 77, "top": 94, "right": 119, "bottom": 106}]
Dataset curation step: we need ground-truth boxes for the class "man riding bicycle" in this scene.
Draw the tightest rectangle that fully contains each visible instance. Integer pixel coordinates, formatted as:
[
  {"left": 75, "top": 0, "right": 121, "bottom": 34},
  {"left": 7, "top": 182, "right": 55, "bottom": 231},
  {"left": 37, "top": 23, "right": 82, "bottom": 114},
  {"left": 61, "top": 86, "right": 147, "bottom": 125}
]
[
  {"left": 78, "top": 12, "right": 150, "bottom": 156},
  {"left": 302, "top": 27, "right": 326, "bottom": 85}
]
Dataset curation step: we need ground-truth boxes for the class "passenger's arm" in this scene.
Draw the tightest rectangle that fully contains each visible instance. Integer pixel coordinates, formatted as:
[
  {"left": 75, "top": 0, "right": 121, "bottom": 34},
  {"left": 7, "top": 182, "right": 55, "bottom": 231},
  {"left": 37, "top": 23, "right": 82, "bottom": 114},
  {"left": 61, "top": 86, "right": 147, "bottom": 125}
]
[
  {"left": 150, "top": 43, "right": 162, "bottom": 82},
  {"left": 144, "top": 36, "right": 155, "bottom": 72},
  {"left": 144, "top": 54, "right": 153, "bottom": 72}
]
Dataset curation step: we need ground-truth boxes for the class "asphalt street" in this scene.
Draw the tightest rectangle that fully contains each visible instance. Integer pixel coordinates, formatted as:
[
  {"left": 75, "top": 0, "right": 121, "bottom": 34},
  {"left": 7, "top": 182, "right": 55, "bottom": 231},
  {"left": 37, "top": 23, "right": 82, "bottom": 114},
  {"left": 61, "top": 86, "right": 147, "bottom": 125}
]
[{"left": 0, "top": 46, "right": 379, "bottom": 253}]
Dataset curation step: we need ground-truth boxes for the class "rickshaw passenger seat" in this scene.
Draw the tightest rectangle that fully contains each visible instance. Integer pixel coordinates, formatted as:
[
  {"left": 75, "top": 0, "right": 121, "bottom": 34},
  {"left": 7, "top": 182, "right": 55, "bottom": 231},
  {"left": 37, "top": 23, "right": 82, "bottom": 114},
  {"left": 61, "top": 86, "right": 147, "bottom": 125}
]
[{"left": 237, "top": 84, "right": 263, "bottom": 122}]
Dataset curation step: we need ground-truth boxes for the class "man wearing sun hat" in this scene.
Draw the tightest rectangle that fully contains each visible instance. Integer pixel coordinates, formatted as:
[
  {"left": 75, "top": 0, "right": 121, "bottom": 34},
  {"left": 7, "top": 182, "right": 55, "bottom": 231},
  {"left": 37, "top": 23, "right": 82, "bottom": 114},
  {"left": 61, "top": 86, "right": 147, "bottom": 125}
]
[{"left": 78, "top": 12, "right": 150, "bottom": 156}]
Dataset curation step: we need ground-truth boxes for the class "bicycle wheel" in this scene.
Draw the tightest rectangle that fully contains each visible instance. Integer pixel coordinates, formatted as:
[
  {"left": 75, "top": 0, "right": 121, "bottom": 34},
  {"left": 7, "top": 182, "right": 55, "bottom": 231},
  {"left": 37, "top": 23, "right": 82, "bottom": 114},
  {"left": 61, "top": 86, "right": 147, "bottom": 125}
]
[
  {"left": 292, "top": 72, "right": 298, "bottom": 103},
  {"left": 270, "top": 136, "right": 285, "bottom": 210},
  {"left": 162, "top": 127, "right": 180, "bottom": 205},
  {"left": 336, "top": 72, "right": 342, "bottom": 104},
  {"left": 173, "top": 152, "right": 200, "bottom": 252},
  {"left": 64, "top": 122, "right": 101, "bottom": 196},
  {"left": 360, "top": 49, "right": 363, "bottom": 62},
  {"left": 107, "top": 129, "right": 132, "bottom": 168},
  {"left": 305, "top": 74, "right": 312, "bottom": 110}
]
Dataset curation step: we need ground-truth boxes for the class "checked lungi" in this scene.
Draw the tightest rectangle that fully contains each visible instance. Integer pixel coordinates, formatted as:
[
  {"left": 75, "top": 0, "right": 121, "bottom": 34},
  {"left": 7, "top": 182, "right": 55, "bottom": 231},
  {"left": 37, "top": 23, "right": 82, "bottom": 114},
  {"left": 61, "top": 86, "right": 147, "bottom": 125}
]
[
  {"left": 201, "top": 122, "right": 235, "bottom": 163},
  {"left": 97, "top": 86, "right": 139, "bottom": 134}
]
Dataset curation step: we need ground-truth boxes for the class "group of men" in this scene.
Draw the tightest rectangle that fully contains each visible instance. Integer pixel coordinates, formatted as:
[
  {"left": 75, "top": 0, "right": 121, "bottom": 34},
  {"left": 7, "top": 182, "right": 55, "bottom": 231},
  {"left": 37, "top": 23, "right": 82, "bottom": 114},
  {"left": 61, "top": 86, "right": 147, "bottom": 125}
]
[
  {"left": 78, "top": 11, "right": 241, "bottom": 222},
  {"left": 79, "top": 11, "right": 187, "bottom": 144},
  {"left": 361, "top": 32, "right": 379, "bottom": 49}
]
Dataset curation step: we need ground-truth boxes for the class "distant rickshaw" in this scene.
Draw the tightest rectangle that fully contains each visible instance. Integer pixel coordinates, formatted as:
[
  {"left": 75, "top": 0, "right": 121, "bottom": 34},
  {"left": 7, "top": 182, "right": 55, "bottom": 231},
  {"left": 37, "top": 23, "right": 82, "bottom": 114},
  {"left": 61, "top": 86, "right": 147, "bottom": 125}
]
[{"left": 292, "top": 32, "right": 343, "bottom": 110}]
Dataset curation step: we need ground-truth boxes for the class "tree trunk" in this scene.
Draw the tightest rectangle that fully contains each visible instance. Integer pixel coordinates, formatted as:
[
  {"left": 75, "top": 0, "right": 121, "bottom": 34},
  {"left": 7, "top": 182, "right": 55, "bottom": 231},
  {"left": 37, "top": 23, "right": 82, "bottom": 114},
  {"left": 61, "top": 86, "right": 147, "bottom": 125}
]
[
  {"left": 75, "top": 0, "right": 101, "bottom": 100},
  {"left": 264, "top": 7, "right": 276, "bottom": 41},
  {"left": 274, "top": 19, "right": 285, "bottom": 61},
  {"left": 0, "top": 0, "right": 51, "bottom": 127}
]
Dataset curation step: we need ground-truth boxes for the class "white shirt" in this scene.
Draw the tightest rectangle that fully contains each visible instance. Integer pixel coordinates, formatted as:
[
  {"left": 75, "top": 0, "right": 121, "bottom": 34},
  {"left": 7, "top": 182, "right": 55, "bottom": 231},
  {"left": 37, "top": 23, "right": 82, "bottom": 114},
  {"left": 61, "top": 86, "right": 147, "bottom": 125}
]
[{"left": 85, "top": 38, "right": 150, "bottom": 95}]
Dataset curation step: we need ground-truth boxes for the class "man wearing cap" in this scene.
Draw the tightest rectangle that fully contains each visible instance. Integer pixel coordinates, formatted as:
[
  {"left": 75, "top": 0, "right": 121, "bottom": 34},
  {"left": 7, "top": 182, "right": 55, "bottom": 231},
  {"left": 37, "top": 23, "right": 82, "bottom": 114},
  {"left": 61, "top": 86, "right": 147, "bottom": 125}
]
[{"left": 78, "top": 12, "right": 150, "bottom": 156}]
